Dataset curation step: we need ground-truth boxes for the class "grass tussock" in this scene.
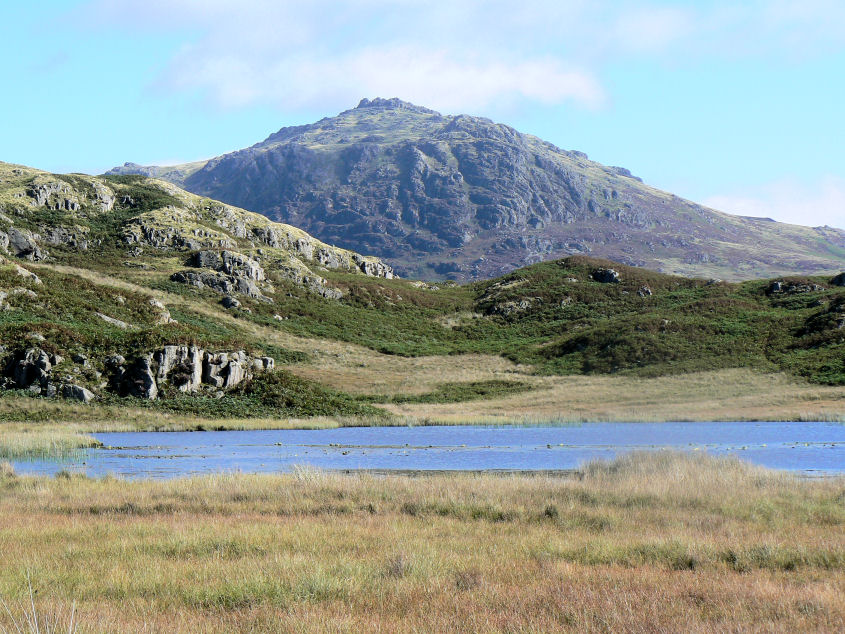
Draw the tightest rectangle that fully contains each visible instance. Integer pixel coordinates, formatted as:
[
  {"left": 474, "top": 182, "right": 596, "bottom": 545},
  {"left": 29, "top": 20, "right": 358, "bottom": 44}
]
[
  {"left": 0, "top": 431, "right": 101, "bottom": 460},
  {"left": 0, "top": 452, "right": 842, "bottom": 632}
]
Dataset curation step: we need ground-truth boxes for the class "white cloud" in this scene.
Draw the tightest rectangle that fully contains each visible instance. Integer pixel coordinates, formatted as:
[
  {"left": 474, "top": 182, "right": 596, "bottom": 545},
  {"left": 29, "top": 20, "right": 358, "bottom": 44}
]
[
  {"left": 74, "top": 0, "right": 845, "bottom": 113},
  {"left": 703, "top": 177, "right": 845, "bottom": 230}
]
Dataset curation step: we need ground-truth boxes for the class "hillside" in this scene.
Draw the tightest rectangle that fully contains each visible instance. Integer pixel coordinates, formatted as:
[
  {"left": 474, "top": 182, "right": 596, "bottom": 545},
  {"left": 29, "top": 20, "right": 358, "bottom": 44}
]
[
  {"left": 109, "top": 97, "right": 845, "bottom": 281},
  {"left": 1, "top": 162, "right": 844, "bottom": 420}
]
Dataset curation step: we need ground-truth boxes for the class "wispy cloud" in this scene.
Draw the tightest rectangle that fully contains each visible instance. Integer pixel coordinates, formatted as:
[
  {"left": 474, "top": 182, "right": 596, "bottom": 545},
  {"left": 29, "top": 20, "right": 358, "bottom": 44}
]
[
  {"left": 73, "top": 1, "right": 845, "bottom": 113},
  {"left": 704, "top": 177, "right": 845, "bottom": 230}
]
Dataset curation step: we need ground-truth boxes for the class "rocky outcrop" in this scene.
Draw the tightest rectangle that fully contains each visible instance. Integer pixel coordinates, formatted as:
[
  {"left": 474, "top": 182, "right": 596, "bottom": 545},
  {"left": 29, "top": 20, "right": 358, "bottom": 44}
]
[
  {"left": 767, "top": 280, "right": 826, "bottom": 295},
  {"left": 179, "top": 249, "right": 268, "bottom": 298},
  {"left": 832, "top": 273, "right": 845, "bottom": 287},
  {"left": 26, "top": 180, "right": 80, "bottom": 211},
  {"left": 155, "top": 345, "right": 204, "bottom": 392},
  {"left": 41, "top": 225, "right": 89, "bottom": 250},
  {"left": 109, "top": 347, "right": 274, "bottom": 399},
  {"left": 171, "top": 269, "right": 271, "bottom": 301},
  {"left": 1, "top": 345, "right": 275, "bottom": 402}
]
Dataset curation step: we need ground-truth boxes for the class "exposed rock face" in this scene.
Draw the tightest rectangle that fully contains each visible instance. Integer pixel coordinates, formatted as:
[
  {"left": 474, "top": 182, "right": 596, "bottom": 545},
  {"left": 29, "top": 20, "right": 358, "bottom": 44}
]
[
  {"left": 102, "top": 347, "right": 275, "bottom": 400},
  {"left": 171, "top": 269, "right": 271, "bottom": 301},
  {"left": 108, "top": 98, "right": 845, "bottom": 281},
  {"left": 155, "top": 345, "right": 203, "bottom": 392}
]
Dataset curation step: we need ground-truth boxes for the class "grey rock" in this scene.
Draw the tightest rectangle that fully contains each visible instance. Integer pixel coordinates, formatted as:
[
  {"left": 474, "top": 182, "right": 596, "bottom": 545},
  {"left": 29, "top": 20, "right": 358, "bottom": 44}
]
[
  {"left": 96, "top": 312, "right": 130, "bottom": 329},
  {"left": 26, "top": 180, "right": 80, "bottom": 211},
  {"left": 13, "top": 263, "right": 41, "bottom": 284},
  {"left": 41, "top": 226, "right": 88, "bottom": 250},
  {"left": 637, "top": 285, "right": 653, "bottom": 297},
  {"left": 767, "top": 280, "right": 825, "bottom": 295},
  {"left": 10, "top": 287, "right": 37, "bottom": 299},
  {"left": 7, "top": 228, "right": 46, "bottom": 261},
  {"left": 191, "top": 250, "right": 223, "bottom": 270},
  {"left": 105, "top": 354, "right": 126, "bottom": 368},
  {"left": 148, "top": 298, "right": 174, "bottom": 324},
  {"left": 156, "top": 345, "right": 203, "bottom": 392},
  {"left": 125, "top": 354, "right": 158, "bottom": 400},
  {"left": 61, "top": 383, "right": 95, "bottom": 403},
  {"left": 12, "top": 348, "right": 52, "bottom": 388},
  {"left": 593, "top": 268, "right": 620, "bottom": 283},
  {"left": 221, "top": 296, "right": 241, "bottom": 309},
  {"left": 203, "top": 352, "right": 229, "bottom": 388}
]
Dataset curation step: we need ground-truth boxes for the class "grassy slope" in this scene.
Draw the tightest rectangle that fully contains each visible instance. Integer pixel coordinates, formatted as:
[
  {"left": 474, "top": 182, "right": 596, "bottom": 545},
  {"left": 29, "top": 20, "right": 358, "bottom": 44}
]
[{"left": 0, "top": 452, "right": 842, "bottom": 632}]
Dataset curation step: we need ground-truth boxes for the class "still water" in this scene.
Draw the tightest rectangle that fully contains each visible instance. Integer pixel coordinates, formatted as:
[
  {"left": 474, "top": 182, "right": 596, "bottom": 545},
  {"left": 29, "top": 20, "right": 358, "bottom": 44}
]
[{"left": 12, "top": 422, "right": 845, "bottom": 479}]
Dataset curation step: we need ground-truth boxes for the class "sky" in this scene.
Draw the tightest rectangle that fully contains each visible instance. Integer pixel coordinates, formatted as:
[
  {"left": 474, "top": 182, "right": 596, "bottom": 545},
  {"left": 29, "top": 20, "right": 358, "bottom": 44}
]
[{"left": 1, "top": 0, "right": 843, "bottom": 229}]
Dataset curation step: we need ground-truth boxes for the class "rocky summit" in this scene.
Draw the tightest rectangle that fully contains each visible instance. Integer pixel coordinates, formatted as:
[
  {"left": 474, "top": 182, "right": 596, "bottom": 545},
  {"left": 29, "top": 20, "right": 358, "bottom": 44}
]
[{"left": 109, "top": 97, "right": 845, "bottom": 281}]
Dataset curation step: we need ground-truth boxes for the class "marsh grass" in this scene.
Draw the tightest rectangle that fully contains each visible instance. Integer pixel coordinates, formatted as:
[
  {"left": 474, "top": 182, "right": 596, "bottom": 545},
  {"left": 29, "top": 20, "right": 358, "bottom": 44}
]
[
  {"left": 0, "top": 431, "right": 101, "bottom": 460},
  {"left": 0, "top": 452, "right": 842, "bottom": 632}
]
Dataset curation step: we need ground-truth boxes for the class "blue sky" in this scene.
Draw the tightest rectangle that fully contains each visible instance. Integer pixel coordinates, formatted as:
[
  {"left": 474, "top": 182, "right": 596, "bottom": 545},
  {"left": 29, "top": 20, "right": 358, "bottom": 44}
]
[{"left": 2, "top": 0, "right": 843, "bottom": 228}]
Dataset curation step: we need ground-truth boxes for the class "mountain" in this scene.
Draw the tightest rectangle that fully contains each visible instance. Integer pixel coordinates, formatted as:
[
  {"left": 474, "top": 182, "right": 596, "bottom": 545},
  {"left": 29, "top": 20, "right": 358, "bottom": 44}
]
[{"left": 108, "top": 97, "right": 845, "bottom": 281}]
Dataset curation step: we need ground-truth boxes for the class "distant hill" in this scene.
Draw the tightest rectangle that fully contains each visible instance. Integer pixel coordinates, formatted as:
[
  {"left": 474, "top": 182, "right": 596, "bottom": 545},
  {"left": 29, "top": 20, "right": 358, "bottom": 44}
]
[{"left": 109, "top": 97, "right": 845, "bottom": 281}]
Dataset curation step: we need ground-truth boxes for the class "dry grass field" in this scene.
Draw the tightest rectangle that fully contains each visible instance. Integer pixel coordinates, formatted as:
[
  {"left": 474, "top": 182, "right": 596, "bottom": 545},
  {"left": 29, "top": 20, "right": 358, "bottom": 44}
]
[{"left": 0, "top": 452, "right": 842, "bottom": 633}]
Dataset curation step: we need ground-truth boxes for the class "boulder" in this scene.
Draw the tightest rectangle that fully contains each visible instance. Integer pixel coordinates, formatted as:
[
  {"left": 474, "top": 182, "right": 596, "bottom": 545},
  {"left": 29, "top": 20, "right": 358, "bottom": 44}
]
[
  {"left": 61, "top": 383, "right": 96, "bottom": 403},
  {"left": 221, "top": 251, "right": 265, "bottom": 281},
  {"left": 637, "top": 285, "right": 653, "bottom": 297},
  {"left": 96, "top": 312, "right": 130, "bottom": 329},
  {"left": 7, "top": 228, "right": 46, "bottom": 261},
  {"left": 191, "top": 250, "right": 223, "bottom": 270},
  {"left": 832, "top": 273, "right": 845, "bottom": 287},
  {"left": 13, "top": 263, "right": 41, "bottom": 284},
  {"left": 221, "top": 296, "right": 241, "bottom": 309},
  {"left": 594, "top": 268, "right": 620, "bottom": 283}
]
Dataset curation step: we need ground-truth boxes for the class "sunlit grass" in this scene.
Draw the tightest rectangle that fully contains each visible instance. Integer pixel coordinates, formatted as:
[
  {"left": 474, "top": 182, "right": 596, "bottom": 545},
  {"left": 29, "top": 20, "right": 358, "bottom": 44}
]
[{"left": 0, "top": 452, "right": 842, "bottom": 632}]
